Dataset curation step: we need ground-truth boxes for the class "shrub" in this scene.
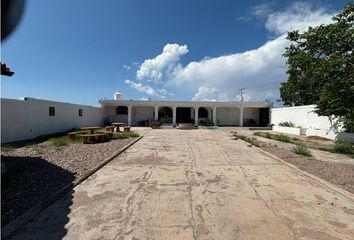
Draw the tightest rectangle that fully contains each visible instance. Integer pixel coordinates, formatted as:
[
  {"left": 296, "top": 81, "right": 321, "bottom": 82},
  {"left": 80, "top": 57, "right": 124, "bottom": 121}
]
[
  {"left": 113, "top": 131, "right": 139, "bottom": 139},
  {"left": 293, "top": 146, "right": 312, "bottom": 156},
  {"left": 273, "top": 134, "right": 290, "bottom": 142},
  {"left": 333, "top": 141, "right": 353, "bottom": 154},
  {"left": 265, "top": 132, "right": 272, "bottom": 139},
  {"left": 233, "top": 134, "right": 259, "bottom": 147},
  {"left": 279, "top": 121, "right": 295, "bottom": 127}
]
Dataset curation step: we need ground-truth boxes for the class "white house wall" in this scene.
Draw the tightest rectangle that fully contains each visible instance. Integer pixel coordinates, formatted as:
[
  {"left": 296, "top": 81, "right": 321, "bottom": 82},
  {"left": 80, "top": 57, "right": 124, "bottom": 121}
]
[
  {"left": 132, "top": 106, "right": 154, "bottom": 126},
  {"left": 216, "top": 107, "right": 240, "bottom": 126},
  {"left": 1, "top": 98, "right": 104, "bottom": 143}
]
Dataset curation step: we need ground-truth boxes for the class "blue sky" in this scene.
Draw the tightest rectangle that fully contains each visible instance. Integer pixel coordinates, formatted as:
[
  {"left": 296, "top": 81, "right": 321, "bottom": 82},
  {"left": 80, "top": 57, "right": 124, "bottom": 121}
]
[{"left": 1, "top": 0, "right": 349, "bottom": 106}]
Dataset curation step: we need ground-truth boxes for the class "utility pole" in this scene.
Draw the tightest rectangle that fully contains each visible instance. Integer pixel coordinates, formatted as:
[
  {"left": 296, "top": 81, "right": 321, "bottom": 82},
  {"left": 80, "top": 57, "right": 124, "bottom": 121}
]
[{"left": 238, "top": 88, "right": 245, "bottom": 102}]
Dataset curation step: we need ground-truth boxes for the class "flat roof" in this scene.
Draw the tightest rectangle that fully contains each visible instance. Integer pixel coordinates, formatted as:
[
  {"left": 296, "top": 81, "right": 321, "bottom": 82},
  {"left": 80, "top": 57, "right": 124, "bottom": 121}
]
[{"left": 99, "top": 99, "right": 272, "bottom": 108}]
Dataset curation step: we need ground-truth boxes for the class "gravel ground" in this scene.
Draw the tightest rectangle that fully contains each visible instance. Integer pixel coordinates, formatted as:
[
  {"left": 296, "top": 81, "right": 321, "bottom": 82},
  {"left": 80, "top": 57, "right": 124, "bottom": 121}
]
[
  {"left": 259, "top": 143, "right": 354, "bottom": 194},
  {"left": 1, "top": 138, "right": 136, "bottom": 227}
]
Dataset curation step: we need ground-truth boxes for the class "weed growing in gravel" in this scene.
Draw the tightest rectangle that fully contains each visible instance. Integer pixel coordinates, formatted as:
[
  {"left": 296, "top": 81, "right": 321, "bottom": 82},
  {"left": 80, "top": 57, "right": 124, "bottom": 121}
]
[
  {"left": 233, "top": 134, "right": 259, "bottom": 147},
  {"left": 1, "top": 145, "right": 15, "bottom": 153},
  {"left": 50, "top": 136, "right": 70, "bottom": 147},
  {"left": 254, "top": 132, "right": 290, "bottom": 142},
  {"left": 113, "top": 131, "right": 139, "bottom": 139},
  {"left": 293, "top": 146, "right": 312, "bottom": 156},
  {"left": 333, "top": 141, "right": 353, "bottom": 154}
]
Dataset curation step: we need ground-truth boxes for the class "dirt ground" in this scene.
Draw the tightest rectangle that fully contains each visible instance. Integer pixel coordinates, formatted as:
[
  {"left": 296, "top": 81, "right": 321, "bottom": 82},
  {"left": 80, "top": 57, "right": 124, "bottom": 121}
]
[
  {"left": 9, "top": 129, "right": 354, "bottom": 240},
  {"left": 232, "top": 128, "right": 354, "bottom": 194}
]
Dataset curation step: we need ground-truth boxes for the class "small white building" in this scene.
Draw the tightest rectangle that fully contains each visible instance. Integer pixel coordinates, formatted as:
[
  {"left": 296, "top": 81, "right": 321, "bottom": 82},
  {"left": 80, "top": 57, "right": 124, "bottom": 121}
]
[{"left": 99, "top": 98, "right": 272, "bottom": 127}]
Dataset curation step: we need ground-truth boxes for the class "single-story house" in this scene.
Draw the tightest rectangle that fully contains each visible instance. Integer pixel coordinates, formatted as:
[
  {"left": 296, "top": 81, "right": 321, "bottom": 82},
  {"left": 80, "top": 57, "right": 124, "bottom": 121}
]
[{"left": 99, "top": 99, "right": 272, "bottom": 127}]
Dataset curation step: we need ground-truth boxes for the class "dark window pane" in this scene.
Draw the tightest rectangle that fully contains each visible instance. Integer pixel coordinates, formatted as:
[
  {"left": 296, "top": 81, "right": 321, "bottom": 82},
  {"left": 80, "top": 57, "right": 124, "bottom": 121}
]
[
  {"left": 49, "top": 107, "right": 55, "bottom": 116},
  {"left": 116, "top": 106, "right": 128, "bottom": 114}
]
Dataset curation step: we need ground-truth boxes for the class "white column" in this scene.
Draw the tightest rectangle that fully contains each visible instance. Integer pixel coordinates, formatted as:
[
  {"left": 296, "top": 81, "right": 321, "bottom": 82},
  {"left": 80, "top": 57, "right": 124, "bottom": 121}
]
[
  {"left": 154, "top": 106, "right": 159, "bottom": 120},
  {"left": 128, "top": 105, "right": 132, "bottom": 126},
  {"left": 172, "top": 106, "right": 177, "bottom": 127},
  {"left": 213, "top": 107, "right": 217, "bottom": 126},
  {"left": 239, "top": 107, "right": 244, "bottom": 127},
  {"left": 194, "top": 106, "right": 199, "bottom": 126}
]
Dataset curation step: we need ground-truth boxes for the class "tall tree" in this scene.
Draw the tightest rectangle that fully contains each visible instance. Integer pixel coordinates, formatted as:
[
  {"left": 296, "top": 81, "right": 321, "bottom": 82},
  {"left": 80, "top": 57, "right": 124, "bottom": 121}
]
[{"left": 280, "top": 3, "right": 354, "bottom": 131}]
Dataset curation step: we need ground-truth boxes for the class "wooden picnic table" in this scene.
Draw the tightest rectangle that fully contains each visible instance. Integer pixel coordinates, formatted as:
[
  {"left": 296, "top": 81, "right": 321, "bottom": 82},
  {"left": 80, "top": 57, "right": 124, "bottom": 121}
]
[
  {"left": 80, "top": 127, "right": 101, "bottom": 134},
  {"left": 111, "top": 122, "right": 125, "bottom": 132}
]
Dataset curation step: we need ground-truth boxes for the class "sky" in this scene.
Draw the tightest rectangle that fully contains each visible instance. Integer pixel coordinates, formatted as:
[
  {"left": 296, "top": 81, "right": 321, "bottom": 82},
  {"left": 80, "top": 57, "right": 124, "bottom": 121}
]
[{"left": 1, "top": 0, "right": 350, "bottom": 106}]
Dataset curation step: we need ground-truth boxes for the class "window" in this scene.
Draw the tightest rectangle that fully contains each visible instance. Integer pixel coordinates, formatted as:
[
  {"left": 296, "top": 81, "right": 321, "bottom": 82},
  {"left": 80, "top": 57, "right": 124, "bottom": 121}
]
[
  {"left": 198, "top": 107, "right": 208, "bottom": 118},
  {"left": 49, "top": 107, "right": 55, "bottom": 116},
  {"left": 116, "top": 106, "right": 128, "bottom": 114},
  {"left": 79, "top": 109, "right": 83, "bottom": 116}
]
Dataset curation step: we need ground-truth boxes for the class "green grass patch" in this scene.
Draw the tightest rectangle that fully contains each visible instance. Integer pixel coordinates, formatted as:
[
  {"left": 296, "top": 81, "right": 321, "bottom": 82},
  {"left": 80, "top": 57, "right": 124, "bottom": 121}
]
[
  {"left": 254, "top": 132, "right": 290, "bottom": 143},
  {"left": 49, "top": 136, "right": 71, "bottom": 147},
  {"left": 332, "top": 141, "right": 353, "bottom": 154},
  {"left": 1, "top": 145, "right": 15, "bottom": 153},
  {"left": 232, "top": 133, "right": 259, "bottom": 147},
  {"left": 49, "top": 134, "right": 81, "bottom": 147},
  {"left": 293, "top": 145, "right": 312, "bottom": 156},
  {"left": 113, "top": 131, "right": 139, "bottom": 139}
]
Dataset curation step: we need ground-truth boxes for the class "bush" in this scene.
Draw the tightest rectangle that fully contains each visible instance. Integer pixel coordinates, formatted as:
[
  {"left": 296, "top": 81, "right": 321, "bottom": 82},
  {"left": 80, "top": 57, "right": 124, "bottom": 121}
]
[
  {"left": 265, "top": 132, "right": 272, "bottom": 139},
  {"left": 233, "top": 133, "right": 259, "bottom": 147},
  {"left": 293, "top": 146, "right": 312, "bottom": 156},
  {"left": 113, "top": 131, "right": 139, "bottom": 139},
  {"left": 273, "top": 134, "right": 290, "bottom": 142},
  {"left": 278, "top": 121, "right": 295, "bottom": 127},
  {"left": 333, "top": 141, "right": 353, "bottom": 154}
]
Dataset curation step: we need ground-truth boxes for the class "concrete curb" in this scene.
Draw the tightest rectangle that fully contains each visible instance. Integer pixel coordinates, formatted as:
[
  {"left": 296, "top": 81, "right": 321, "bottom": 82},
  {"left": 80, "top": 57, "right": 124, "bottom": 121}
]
[
  {"left": 2, "top": 136, "right": 143, "bottom": 238},
  {"left": 252, "top": 144, "right": 354, "bottom": 202}
]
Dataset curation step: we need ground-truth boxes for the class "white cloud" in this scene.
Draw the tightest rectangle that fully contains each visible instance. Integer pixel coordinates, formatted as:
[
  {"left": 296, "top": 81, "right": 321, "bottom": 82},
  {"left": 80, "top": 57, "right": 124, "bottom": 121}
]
[
  {"left": 192, "top": 86, "right": 225, "bottom": 101},
  {"left": 124, "top": 79, "right": 172, "bottom": 98},
  {"left": 136, "top": 43, "right": 188, "bottom": 83},
  {"left": 251, "top": 3, "right": 272, "bottom": 18},
  {"left": 125, "top": 79, "right": 157, "bottom": 96},
  {"left": 122, "top": 65, "right": 131, "bottom": 71},
  {"left": 265, "top": 2, "right": 334, "bottom": 35},
  {"left": 167, "top": 36, "right": 289, "bottom": 101},
  {"left": 128, "top": 2, "right": 335, "bottom": 102}
]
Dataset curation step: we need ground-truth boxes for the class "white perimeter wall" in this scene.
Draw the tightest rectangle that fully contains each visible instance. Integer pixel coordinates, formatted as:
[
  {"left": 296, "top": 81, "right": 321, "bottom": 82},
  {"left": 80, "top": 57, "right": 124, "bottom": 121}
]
[
  {"left": 271, "top": 105, "right": 353, "bottom": 142},
  {"left": 1, "top": 98, "right": 104, "bottom": 143}
]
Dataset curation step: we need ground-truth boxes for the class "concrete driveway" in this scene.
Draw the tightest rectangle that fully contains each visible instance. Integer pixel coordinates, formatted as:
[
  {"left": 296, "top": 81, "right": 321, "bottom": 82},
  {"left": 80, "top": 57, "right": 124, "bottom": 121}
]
[{"left": 12, "top": 129, "right": 354, "bottom": 239}]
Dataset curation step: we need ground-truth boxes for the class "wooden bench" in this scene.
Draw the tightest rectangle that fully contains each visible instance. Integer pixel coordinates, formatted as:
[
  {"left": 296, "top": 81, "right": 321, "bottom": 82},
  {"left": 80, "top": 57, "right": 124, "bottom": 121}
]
[
  {"left": 97, "top": 131, "right": 113, "bottom": 139},
  {"left": 105, "top": 126, "right": 115, "bottom": 132},
  {"left": 67, "top": 132, "right": 79, "bottom": 139},
  {"left": 80, "top": 133, "right": 105, "bottom": 144},
  {"left": 123, "top": 126, "right": 131, "bottom": 132}
]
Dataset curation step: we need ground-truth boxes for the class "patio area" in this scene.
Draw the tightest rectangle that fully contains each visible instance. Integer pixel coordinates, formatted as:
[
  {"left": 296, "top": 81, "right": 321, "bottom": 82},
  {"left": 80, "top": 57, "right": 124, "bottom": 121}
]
[{"left": 7, "top": 128, "right": 354, "bottom": 239}]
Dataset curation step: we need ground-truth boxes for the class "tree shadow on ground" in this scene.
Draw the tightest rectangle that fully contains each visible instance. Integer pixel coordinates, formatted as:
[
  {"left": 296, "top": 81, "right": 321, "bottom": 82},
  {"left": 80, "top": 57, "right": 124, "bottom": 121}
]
[{"left": 2, "top": 156, "right": 75, "bottom": 239}]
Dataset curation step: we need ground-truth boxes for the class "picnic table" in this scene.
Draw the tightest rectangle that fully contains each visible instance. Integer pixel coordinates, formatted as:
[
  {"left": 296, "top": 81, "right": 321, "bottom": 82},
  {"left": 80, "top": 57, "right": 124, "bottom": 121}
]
[
  {"left": 80, "top": 127, "right": 101, "bottom": 134},
  {"left": 111, "top": 122, "right": 125, "bottom": 132}
]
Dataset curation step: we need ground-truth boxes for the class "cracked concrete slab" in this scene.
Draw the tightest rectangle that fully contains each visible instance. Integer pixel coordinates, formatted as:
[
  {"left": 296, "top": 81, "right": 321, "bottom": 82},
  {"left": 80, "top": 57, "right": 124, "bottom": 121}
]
[{"left": 10, "top": 129, "right": 354, "bottom": 240}]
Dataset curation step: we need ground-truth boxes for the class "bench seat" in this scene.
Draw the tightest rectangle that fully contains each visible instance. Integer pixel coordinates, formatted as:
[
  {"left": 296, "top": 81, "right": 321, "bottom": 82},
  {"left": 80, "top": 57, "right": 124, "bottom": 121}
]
[{"left": 80, "top": 133, "right": 106, "bottom": 144}]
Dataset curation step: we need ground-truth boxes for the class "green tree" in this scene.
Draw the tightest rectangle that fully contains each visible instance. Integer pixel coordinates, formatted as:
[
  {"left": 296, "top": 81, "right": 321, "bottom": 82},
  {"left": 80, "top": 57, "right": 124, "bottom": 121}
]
[{"left": 280, "top": 3, "right": 354, "bottom": 131}]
